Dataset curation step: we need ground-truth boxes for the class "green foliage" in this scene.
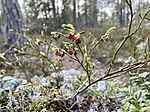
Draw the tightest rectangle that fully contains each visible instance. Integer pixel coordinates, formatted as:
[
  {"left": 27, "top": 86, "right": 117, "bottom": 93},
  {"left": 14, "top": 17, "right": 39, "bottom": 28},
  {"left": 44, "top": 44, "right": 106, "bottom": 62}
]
[
  {"left": 0, "top": 23, "right": 118, "bottom": 111},
  {"left": 0, "top": 75, "right": 62, "bottom": 111},
  {"left": 0, "top": 7, "right": 149, "bottom": 110},
  {"left": 116, "top": 72, "right": 150, "bottom": 112}
]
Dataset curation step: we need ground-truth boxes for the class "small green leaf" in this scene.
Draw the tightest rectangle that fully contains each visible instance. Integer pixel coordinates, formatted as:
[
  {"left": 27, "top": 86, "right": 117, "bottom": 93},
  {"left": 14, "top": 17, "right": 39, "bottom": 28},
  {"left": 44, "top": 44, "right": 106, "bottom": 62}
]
[
  {"left": 62, "top": 41, "right": 70, "bottom": 45},
  {"left": 129, "top": 86, "right": 134, "bottom": 95},
  {"left": 62, "top": 24, "right": 75, "bottom": 33},
  {"left": 35, "top": 38, "right": 42, "bottom": 45},
  {"left": 130, "top": 105, "right": 140, "bottom": 112},
  {"left": 125, "top": 56, "right": 136, "bottom": 64},
  {"left": 133, "top": 80, "right": 143, "bottom": 85},
  {"left": 4, "top": 62, "right": 12, "bottom": 66},
  {"left": 67, "top": 24, "right": 74, "bottom": 30},
  {"left": 41, "top": 108, "right": 47, "bottom": 112},
  {"left": 117, "top": 93, "right": 126, "bottom": 98},
  {"left": 143, "top": 81, "right": 150, "bottom": 85},
  {"left": 107, "top": 26, "right": 116, "bottom": 34},
  {"left": 145, "top": 94, "right": 150, "bottom": 100},
  {"left": 76, "top": 31, "right": 85, "bottom": 38},
  {"left": 134, "top": 90, "right": 142, "bottom": 100},
  {"left": 11, "top": 79, "right": 21, "bottom": 88},
  {"left": 124, "top": 102, "right": 130, "bottom": 110},
  {"left": 140, "top": 107, "right": 149, "bottom": 112},
  {"left": 146, "top": 78, "right": 150, "bottom": 82},
  {"left": 2, "top": 76, "right": 14, "bottom": 82},
  {"left": 0, "top": 53, "right": 6, "bottom": 60},
  {"left": 51, "top": 31, "right": 58, "bottom": 35},
  {"left": 52, "top": 47, "right": 58, "bottom": 52},
  {"left": 62, "top": 41, "right": 73, "bottom": 49},
  {"left": 87, "top": 57, "right": 91, "bottom": 61},
  {"left": 40, "top": 51, "right": 46, "bottom": 56},
  {"left": 79, "top": 31, "right": 85, "bottom": 35},
  {"left": 117, "top": 109, "right": 125, "bottom": 112},
  {"left": 0, "top": 75, "right": 3, "bottom": 78},
  {"left": 24, "top": 88, "right": 33, "bottom": 95},
  {"left": 131, "top": 100, "right": 141, "bottom": 110},
  {"left": 122, "top": 96, "right": 133, "bottom": 104},
  {"left": 130, "top": 76, "right": 138, "bottom": 80},
  {"left": 139, "top": 72, "right": 149, "bottom": 78}
]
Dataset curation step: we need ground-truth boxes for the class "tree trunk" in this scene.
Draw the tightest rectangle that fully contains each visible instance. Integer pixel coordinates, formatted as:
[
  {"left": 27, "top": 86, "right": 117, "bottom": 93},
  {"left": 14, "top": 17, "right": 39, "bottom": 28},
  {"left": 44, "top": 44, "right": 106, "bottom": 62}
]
[
  {"left": 1, "top": 0, "right": 24, "bottom": 44},
  {"left": 52, "top": 0, "right": 57, "bottom": 28},
  {"left": 93, "top": 0, "right": 98, "bottom": 27},
  {"left": 84, "top": 0, "right": 88, "bottom": 27},
  {"left": 77, "top": 0, "right": 81, "bottom": 29},
  {"left": 56, "top": 0, "right": 60, "bottom": 28},
  {"left": 73, "top": 0, "right": 76, "bottom": 28},
  {"left": 119, "top": 1, "right": 123, "bottom": 27}
]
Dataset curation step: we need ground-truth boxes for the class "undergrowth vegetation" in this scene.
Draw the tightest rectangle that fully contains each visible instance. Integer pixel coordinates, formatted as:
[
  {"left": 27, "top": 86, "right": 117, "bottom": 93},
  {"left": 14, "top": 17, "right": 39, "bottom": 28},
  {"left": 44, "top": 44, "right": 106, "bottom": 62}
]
[{"left": 0, "top": 1, "right": 150, "bottom": 112}]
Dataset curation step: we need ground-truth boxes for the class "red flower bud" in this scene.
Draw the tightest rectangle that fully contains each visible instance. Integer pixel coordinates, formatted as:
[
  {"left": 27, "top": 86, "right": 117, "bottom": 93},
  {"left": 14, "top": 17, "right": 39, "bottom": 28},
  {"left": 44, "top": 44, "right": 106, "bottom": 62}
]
[
  {"left": 68, "top": 34, "right": 73, "bottom": 39},
  {"left": 68, "top": 33, "right": 76, "bottom": 40},
  {"left": 75, "top": 38, "right": 81, "bottom": 45},
  {"left": 105, "top": 37, "right": 109, "bottom": 42},
  {"left": 55, "top": 51, "right": 62, "bottom": 57},
  {"left": 55, "top": 51, "right": 59, "bottom": 56},
  {"left": 67, "top": 50, "right": 74, "bottom": 55}
]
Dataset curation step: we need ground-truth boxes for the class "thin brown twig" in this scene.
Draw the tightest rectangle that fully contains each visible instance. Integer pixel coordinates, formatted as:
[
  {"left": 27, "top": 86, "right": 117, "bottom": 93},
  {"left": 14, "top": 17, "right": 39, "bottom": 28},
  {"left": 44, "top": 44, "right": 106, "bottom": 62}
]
[
  {"left": 4, "top": 35, "right": 21, "bottom": 54},
  {"left": 103, "top": 63, "right": 147, "bottom": 80},
  {"left": 106, "top": 8, "right": 150, "bottom": 75},
  {"left": 73, "top": 58, "right": 150, "bottom": 97}
]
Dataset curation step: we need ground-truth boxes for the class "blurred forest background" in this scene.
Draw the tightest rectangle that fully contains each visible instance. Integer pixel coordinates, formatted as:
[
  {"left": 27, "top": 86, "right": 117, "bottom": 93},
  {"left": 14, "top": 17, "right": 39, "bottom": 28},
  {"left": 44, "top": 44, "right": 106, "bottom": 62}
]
[
  {"left": 0, "top": 0, "right": 150, "bottom": 33},
  {"left": 0, "top": 1, "right": 150, "bottom": 111},
  {"left": 0, "top": 0, "right": 150, "bottom": 68}
]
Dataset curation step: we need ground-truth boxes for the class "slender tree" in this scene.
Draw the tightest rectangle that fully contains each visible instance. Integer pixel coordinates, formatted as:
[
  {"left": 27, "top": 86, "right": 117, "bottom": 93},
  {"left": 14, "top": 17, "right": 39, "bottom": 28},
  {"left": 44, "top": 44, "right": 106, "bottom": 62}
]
[
  {"left": 119, "top": 1, "right": 123, "bottom": 27},
  {"left": 52, "top": 0, "right": 57, "bottom": 28},
  {"left": 61, "top": 0, "right": 71, "bottom": 24},
  {"left": 1, "top": 0, "right": 24, "bottom": 44},
  {"left": 73, "top": 0, "right": 76, "bottom": 28},
  {"left": 84, "top": 0, "right": 88, "bottom": 27},
  {"left": 77, "top": 0, "right": 81, "bottom": 29},
  {"left": 89, "top": 0, "right": 98, "bottom": 27}
]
